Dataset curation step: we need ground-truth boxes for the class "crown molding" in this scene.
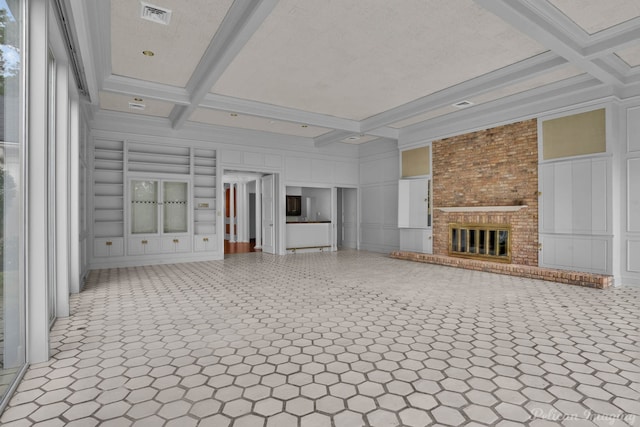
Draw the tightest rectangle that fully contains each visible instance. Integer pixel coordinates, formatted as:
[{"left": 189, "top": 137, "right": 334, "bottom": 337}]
[
  {"left": 91, "top": 110, "right": 361, "bottom": 159},
  {"left": 620, "top": 81, "right": 640, "bottom": 99},
  {"left": 171, "top": 0, "right": 279, "bottom": 130},
  {"left": 400, "top": 75, "right": 609, "bottom": 145},
  {"left": 92, "top": 109, "right": 310, "bottom": 149},
  {"left": 360, "top": 52, "right": 568, "bottom": 132}
]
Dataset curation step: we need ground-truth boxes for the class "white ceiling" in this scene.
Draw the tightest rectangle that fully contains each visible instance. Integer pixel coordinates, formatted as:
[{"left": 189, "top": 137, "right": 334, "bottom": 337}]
[
  {"left": 617, "top": 43, "right": 640, "bottom": 67},
  {"left": 547, "top": 0, "right": 640, "bottom": 34},
  {"left": 73, "top": 0, "right": 640, "bottom": 146},
  {"left": 189, "top": 108, "right": 331, "bottom": 138},
  {"left": 211, "top": 0, "right": 545, "bottom": 120},
  {"left": 110, "top": 0, "right": 234, "bottom": 87}
]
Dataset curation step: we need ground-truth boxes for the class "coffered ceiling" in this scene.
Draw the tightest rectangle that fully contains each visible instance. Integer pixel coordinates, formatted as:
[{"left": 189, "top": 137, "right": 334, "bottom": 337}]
[{"left": 70, "top": 0, "right": 640, "bottom": 146}]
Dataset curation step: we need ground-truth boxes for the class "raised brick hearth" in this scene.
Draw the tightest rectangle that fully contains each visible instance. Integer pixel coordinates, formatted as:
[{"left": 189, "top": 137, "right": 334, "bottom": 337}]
[{"left": 390, "top": 251, "right": 613, "bottom": 289}]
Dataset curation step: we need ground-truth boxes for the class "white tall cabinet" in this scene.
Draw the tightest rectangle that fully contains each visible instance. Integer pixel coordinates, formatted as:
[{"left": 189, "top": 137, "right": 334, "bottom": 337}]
[
  {"left": 398, "top": 177, "right": 433, "bottom": 253},
  {"left": 91, "top": 139, "right": 219, "bottom": 267}
]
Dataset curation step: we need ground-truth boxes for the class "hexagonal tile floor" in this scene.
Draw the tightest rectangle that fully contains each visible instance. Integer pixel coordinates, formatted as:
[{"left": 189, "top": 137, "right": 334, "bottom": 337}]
[{"left": 2, "top": 251, "right": 639, "bottom": 426}]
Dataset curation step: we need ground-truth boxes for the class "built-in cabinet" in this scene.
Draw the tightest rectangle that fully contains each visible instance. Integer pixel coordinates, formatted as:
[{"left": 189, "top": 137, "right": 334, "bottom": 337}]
[
  {"left": 128, "top": 178, "right": 191, "bottom": 255},
  {"left": 91, "top": 139, "right": 218, "bottom": 266},
  {"left": 539, "top": 153, "right": 611, "bottom": 274},
  {"left": 398, "top": 177, "right": 433, "bottom": 253}
]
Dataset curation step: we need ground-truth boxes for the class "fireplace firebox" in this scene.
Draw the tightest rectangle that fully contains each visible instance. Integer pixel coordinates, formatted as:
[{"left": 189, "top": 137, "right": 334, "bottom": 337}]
[{"left": 449, "top": 223, "right": 511, "bottom": 263}]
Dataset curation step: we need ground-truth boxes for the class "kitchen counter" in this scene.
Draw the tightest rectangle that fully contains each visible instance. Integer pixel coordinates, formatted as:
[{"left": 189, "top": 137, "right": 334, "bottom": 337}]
[{"left": 286, "top": 222, "right": 332, "bottom": 249}]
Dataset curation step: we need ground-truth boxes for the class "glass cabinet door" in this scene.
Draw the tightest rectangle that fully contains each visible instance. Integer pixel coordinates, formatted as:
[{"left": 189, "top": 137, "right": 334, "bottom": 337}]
[
  {"left": 131, "top": 180, "right": 158, "bottom": 234},
  {"left": 163, "top": 181, "right": 188, "bottom": 233}
]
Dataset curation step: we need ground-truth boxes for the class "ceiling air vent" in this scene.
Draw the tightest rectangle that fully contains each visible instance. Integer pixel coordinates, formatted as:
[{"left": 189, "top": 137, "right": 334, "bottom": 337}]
[
  {"left": 140, "top": 2, "right": 172, "bottom": 25},
  {"left": 453, "top": 100, "right": 474, "bottom": 109},
  {"left": 129, "top": 102, "right": 146, "bottom": 111}
]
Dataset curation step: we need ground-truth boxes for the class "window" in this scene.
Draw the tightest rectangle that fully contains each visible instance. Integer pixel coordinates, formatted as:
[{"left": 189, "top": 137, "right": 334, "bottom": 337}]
[{"left": 0, "top": 0, "right": 26, "bottom": 405}]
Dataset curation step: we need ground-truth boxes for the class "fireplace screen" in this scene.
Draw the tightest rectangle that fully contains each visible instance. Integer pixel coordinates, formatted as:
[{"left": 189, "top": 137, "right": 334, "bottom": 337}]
[{"left": 449, "top": 224, "right": 511, "bottom": 263}]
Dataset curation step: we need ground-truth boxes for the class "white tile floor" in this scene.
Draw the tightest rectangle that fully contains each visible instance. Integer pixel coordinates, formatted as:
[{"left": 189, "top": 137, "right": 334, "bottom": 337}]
[{"left": 1, "top": 250, "right": 639, "bottom": 426}]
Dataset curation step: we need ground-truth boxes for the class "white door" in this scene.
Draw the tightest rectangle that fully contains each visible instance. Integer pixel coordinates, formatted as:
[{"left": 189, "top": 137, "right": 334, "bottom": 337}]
[{"left": 261, "top": 174, "right": 276, "bottom": 254}]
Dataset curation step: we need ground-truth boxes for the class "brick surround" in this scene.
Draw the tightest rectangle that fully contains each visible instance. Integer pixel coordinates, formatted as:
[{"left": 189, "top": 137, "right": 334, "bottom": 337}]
[
  {"left": 432, "top": 119, "right": 539, "bottom": 266},
  {"left": 390, "top": 251, "right": 613, "bottom": 289}
]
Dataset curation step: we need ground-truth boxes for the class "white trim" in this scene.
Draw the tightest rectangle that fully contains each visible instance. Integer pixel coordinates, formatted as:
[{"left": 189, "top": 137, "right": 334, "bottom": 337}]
[
  {"left": 27, "top": 0, "right": 51, "bottom": 364},
  {"left": 436, "top": 206, "right": 528, "bottom": 213}
]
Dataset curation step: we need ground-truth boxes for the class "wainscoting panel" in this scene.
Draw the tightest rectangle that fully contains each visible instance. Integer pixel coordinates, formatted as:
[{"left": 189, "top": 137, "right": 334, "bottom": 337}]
[
  {"left": 628, "top": 240, "right": 640, "bottom": 273},
  {"left": 628, "top": 158, "right": 640, "bottom": 233},
  {"left": 541, "top": 234, "right": 609, "bottom": 274}
]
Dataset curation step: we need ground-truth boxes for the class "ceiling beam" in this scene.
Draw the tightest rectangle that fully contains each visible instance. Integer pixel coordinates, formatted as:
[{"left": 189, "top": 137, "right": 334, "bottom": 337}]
[
  {"left": 314, "top": 130, "right": 355, "bottom": 148},
  {"left": 366, "top": 127, "right": 399, "bottom": 140},
  {"left": 360, "top": 52, "right": 568, "bottom": 133},
  {"left": 102, "top": 74, "right": 191, "bottom": 105},
  {"left": 474, "top": 0, "right": 626, "bottom": 88},
  {"left": 200, "top": 94, "right": 360, "bottom": 132},
  {"left": 170, "top": 0, "right": 280, "bottom": 130},
  {"left": 73, "top": 0, "right": 111, "bottom": 105}
]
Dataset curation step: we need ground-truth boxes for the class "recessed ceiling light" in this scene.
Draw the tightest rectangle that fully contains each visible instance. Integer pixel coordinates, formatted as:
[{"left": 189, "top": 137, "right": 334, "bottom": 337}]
[
  {"left": 453, "top": 100, "right": 474, "bottom": 109},
  {"left": 142, "top": 50, "right": 155, "bottom": 57},
  {"left": 346, "top": 136, "right": 361, "bottom": 141},
  {"left": 133, "top": 97, "right": 143, "bottom": 102}
]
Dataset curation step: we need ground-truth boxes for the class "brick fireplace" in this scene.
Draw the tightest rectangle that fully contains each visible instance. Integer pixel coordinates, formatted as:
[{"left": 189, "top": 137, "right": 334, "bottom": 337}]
[
  {"left": 393, "top": 119, "right": 613, "bottom": 288},
  {"left": 432, "top": 119, "right": 539, "bottom": 266}
]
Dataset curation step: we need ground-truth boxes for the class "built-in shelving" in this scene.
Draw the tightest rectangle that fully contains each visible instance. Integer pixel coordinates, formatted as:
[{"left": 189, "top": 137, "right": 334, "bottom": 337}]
[
  {"left": 92, "top": 141, "right": 219, "bottom": 261},
  {"left": 193, "top": 148, "right": 217, "bottom": 236},
  {"left": 93, "top": 139, "right": 124, "bottom": 239},
  {"left": 128, "top": 142, "right": 191, "bottom": 175}
]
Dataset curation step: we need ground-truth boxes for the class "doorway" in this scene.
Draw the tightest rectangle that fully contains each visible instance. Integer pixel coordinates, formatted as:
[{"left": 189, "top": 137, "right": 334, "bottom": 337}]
[
  {"left": 336, "top": 188, "right": 358, "bottom": 249},
  {"left": 223, "top": 171, "right": 278, "bottom": 255}
]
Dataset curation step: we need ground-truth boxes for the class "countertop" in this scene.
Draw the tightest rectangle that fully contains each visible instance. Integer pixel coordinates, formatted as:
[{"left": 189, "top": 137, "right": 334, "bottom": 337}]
[{"left": 286, "top": 220, "right": 331, "bottom": 224}]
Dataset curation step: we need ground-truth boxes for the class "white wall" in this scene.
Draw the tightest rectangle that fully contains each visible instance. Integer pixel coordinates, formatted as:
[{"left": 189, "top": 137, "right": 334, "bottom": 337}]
[
  {"left": 622, "top": 104, "right": 640, "bottom": 286},
  {"left": 359, "top": 140, "right": 400, "bottom": 253},
  {"left": 88, "top": 114, "right": 360, "bottom": 263}
]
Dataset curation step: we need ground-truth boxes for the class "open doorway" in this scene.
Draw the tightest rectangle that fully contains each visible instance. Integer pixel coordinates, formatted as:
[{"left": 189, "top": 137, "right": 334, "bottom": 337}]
[
  {"left": 336, "top": 187, "right": 358, "bottom": 249},
  {"left": 223, "top": 171, "right": 278, "bottom": 255}
]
